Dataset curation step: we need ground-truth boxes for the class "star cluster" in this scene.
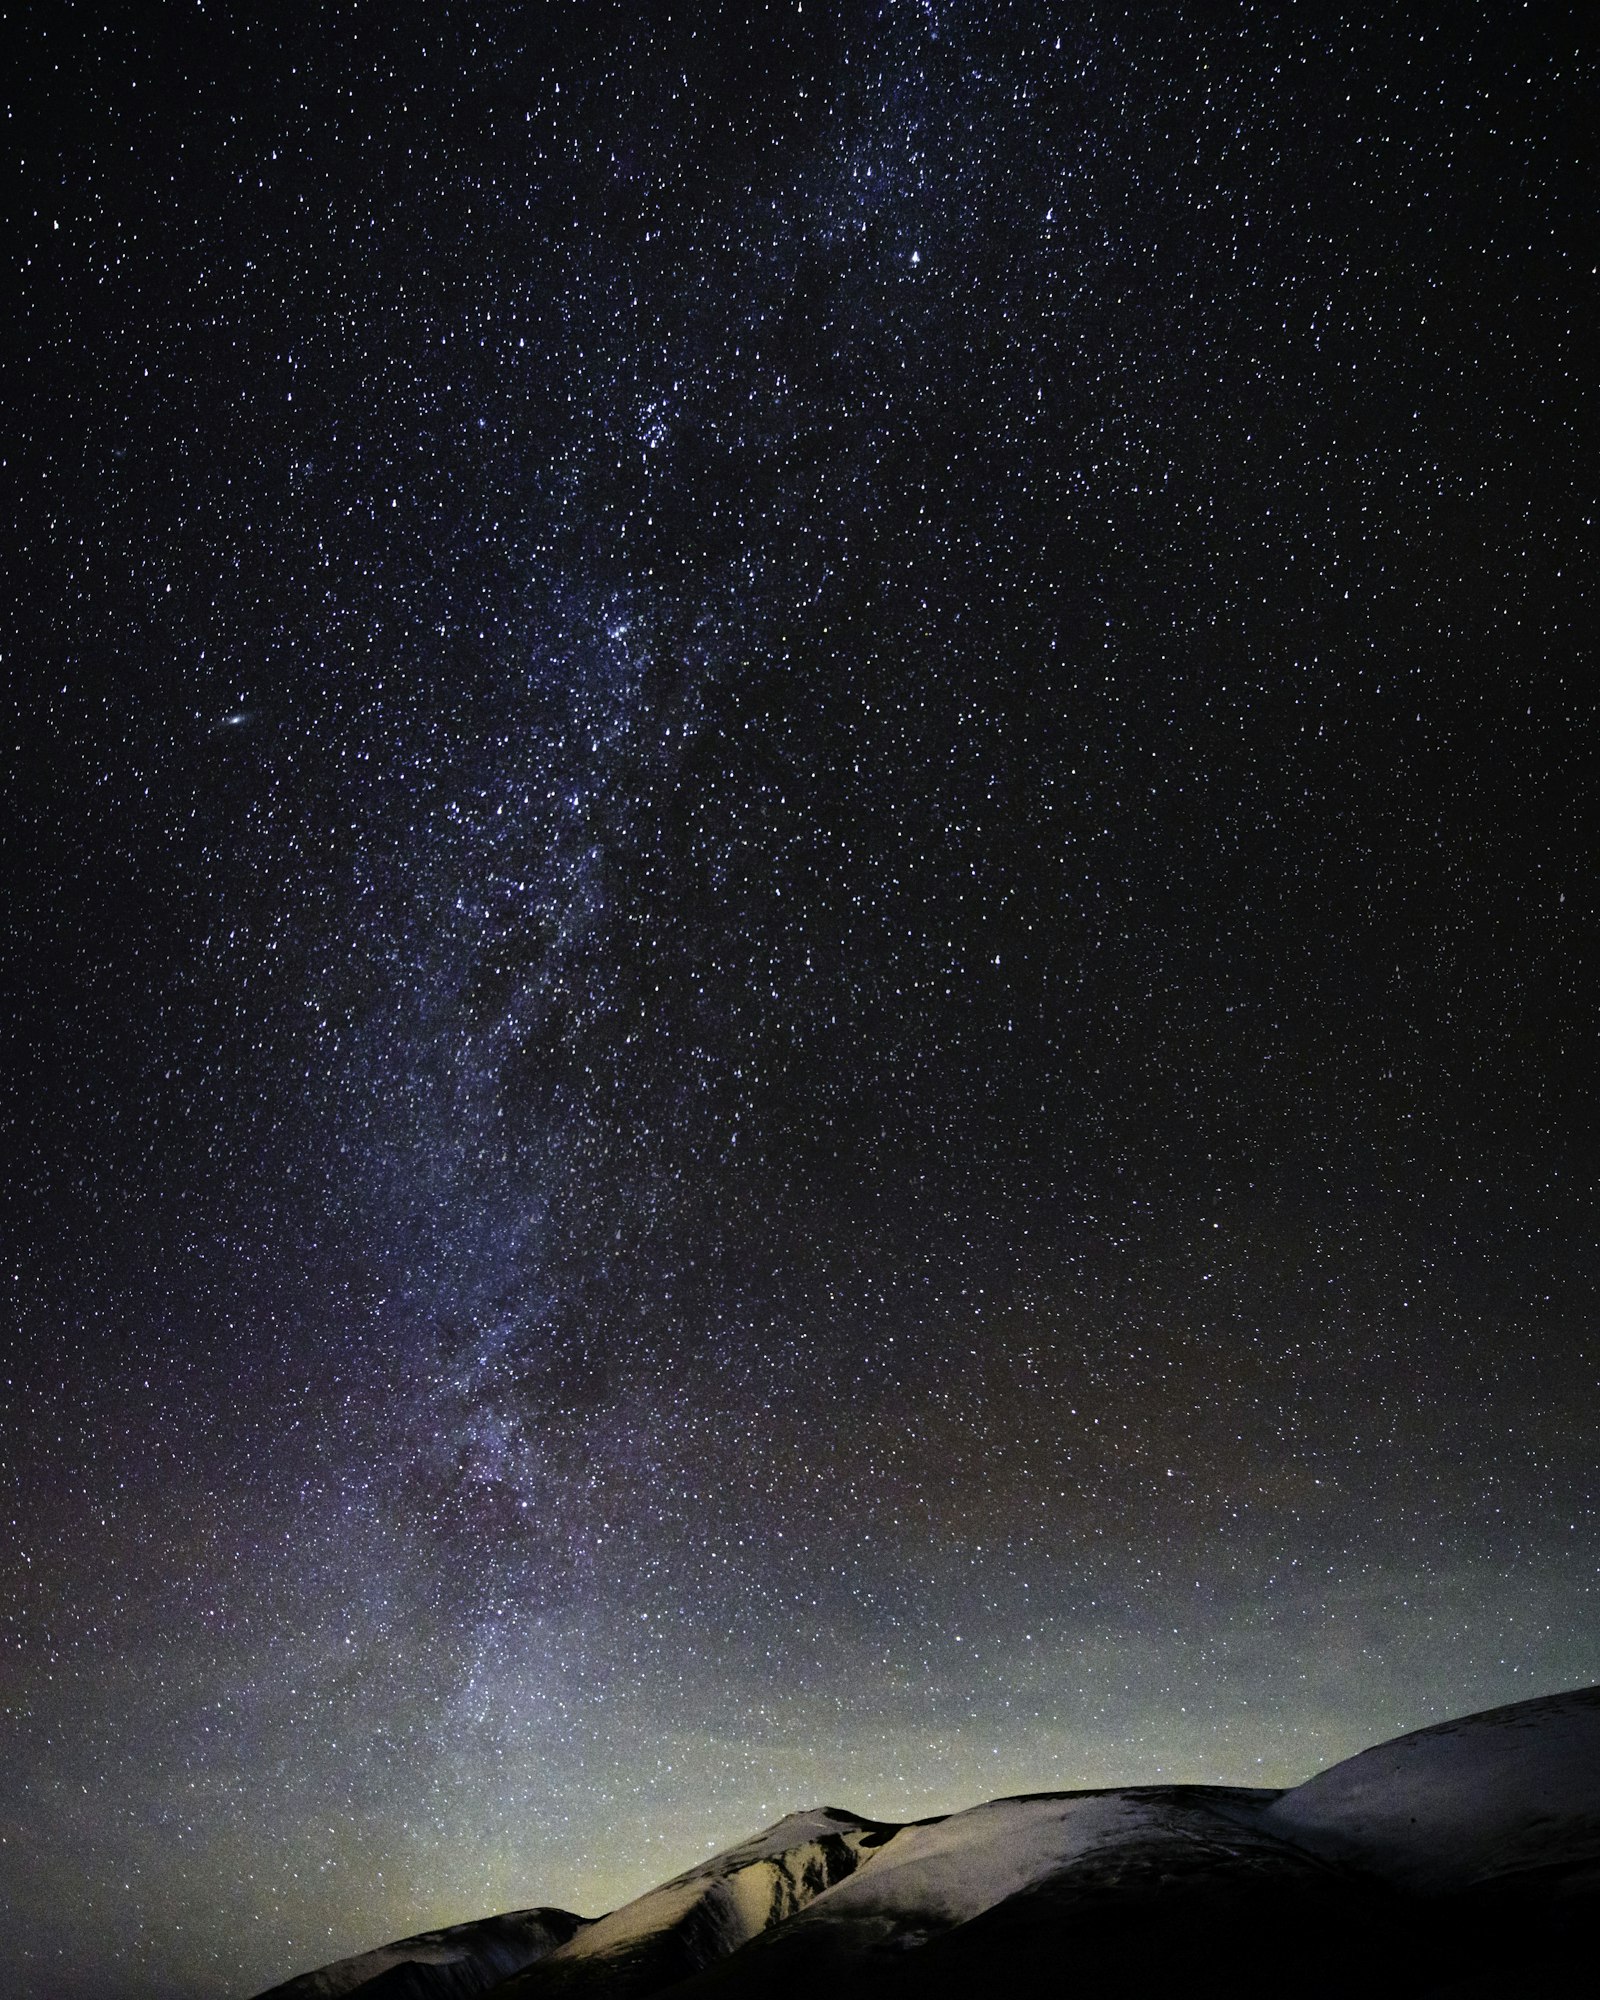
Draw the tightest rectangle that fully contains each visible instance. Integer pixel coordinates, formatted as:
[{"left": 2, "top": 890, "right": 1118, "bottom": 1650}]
[{"left": 6, "top": 6, "right": 1594, "bottom": 1996}]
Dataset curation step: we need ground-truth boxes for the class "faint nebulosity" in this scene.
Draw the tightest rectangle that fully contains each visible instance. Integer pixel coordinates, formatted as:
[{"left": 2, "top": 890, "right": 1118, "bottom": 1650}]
[{"left": 5, "top": 5, "right": 1592, "bottom": 1997}]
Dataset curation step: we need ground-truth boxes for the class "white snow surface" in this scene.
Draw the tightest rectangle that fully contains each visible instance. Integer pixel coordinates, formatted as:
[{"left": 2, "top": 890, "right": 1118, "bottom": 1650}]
[{"left": 1263, "top": 1685, "right": 1600, "bottom": 1892}]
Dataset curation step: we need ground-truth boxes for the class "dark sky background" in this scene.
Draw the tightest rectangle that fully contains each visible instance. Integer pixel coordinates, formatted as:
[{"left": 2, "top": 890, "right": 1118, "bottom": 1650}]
[{"left": 5, "top": 4, "right": 1594, "bottom": 1995}]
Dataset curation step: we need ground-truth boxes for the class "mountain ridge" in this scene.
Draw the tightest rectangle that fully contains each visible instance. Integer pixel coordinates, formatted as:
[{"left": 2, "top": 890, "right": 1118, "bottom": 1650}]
[{"left": 258, "top": 1686, "right": 1600, "bottom": 2000}]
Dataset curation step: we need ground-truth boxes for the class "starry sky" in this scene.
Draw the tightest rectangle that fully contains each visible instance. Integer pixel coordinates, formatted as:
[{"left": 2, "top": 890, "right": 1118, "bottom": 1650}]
[{"left": 5, "top": 4, "right": 1594, "bottom": 1995}]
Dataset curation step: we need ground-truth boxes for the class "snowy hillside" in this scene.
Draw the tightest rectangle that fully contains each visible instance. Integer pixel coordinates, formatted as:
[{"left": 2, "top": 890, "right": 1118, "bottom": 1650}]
[
  {"left": 254, "top": 1907, "right": 585, "bottom": 2000},
  {"left": 1262, "top": 1682, "right": 1600, "bottom": 1893},
  {"left": 255, "top": 1687, "right": 1600, "bottom": 2000},
  {"left": 498, "top": 1807, "right": 902, "bottom": 1997}
]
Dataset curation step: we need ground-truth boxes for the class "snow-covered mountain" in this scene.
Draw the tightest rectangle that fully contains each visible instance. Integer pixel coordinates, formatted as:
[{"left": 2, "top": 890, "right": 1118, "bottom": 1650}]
[{"left": 256, "top": 1687, "right": 1600, "bottom": 1999}]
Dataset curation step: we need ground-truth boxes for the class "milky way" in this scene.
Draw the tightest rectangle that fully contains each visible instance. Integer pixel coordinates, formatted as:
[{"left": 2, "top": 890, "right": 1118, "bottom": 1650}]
[{"left": 7, "top": 7, "right": 1594, "bottom": 1996}]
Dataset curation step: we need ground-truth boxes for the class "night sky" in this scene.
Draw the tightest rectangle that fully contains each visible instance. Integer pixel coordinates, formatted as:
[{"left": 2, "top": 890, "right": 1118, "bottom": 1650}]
[{"left": 6, "top": 5, "right": 1594, "bottom": 1996}]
